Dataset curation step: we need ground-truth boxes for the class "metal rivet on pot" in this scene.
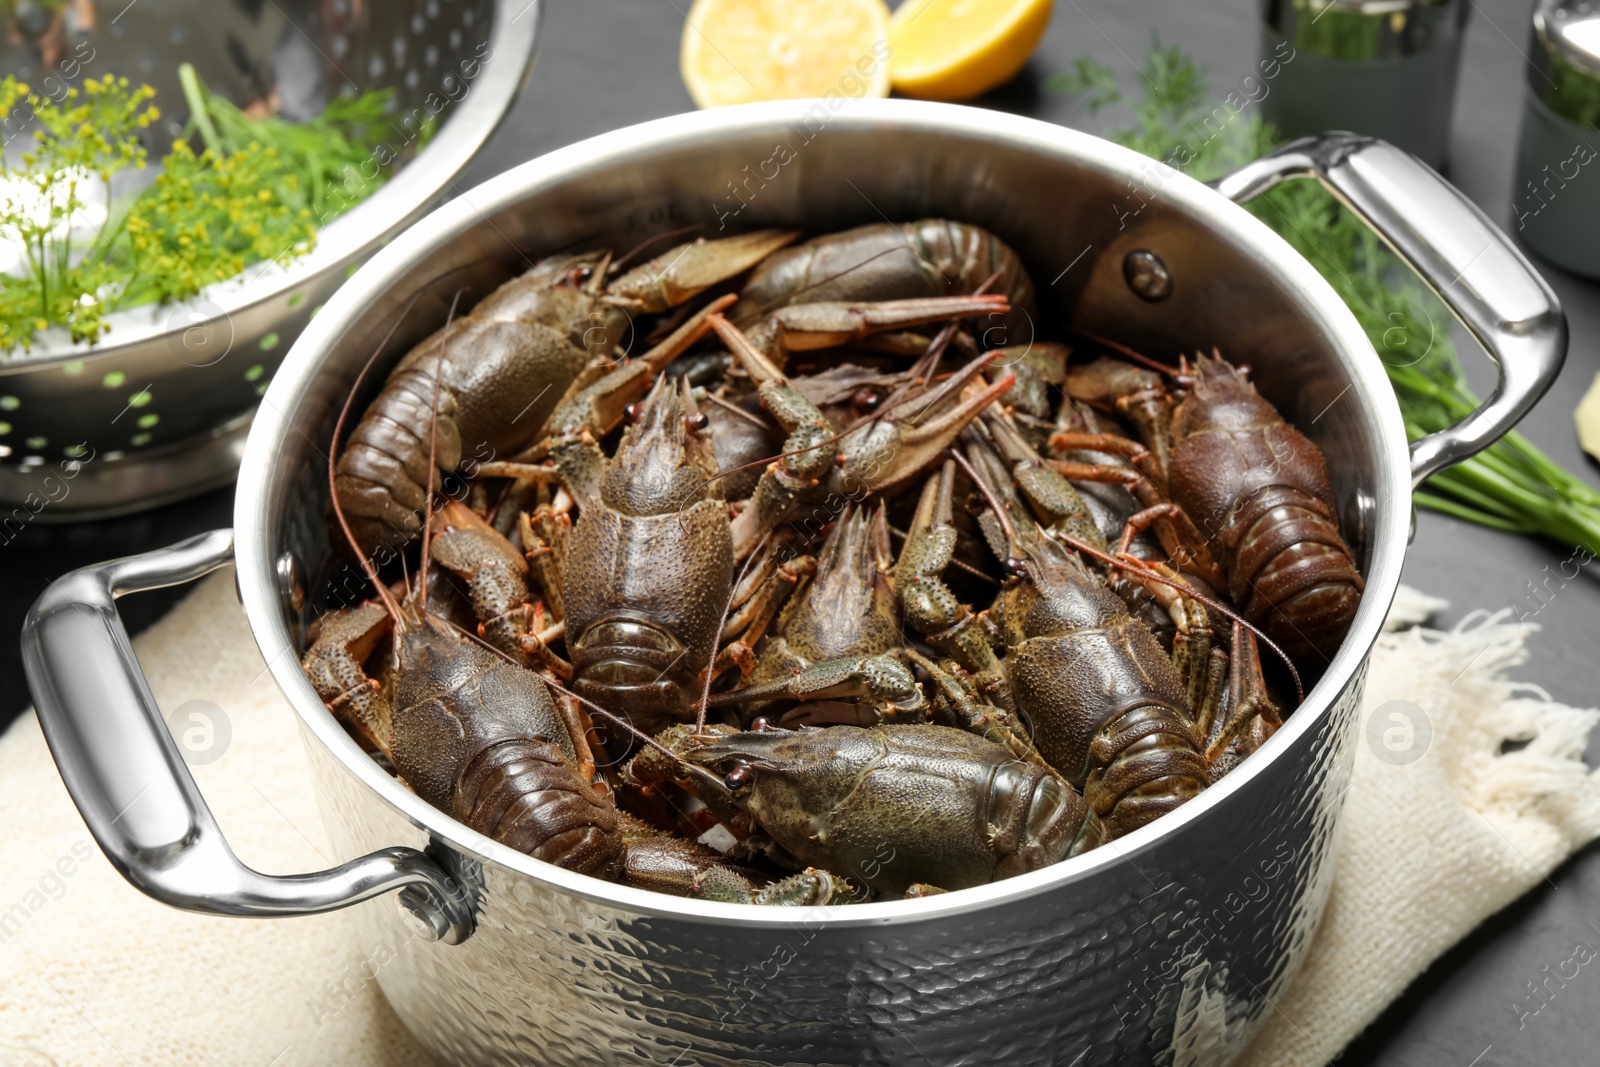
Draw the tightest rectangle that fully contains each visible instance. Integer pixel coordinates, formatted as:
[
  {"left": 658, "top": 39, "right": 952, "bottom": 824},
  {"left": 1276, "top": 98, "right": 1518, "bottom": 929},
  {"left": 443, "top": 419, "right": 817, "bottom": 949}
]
[
  {"left": 277, "top": 551, "right": 306, "bottom": 615},
  {"left": 1344, "top": 489, "right": 1375, "bottom": 561},
  {"left": 1123, "top": 249, "right": 1172, "bottom": 302},
  {"left": 397, "top": 885, "right": 451, "bottom": 943}
]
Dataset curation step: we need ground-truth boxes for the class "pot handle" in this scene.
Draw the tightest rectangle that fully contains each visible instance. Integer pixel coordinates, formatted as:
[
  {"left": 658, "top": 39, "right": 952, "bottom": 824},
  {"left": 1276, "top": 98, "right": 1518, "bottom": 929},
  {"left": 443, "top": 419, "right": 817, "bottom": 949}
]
[
  {"left": 21, "top": 530, "right": 473, "bottom": 944},
  {"left": 1212, "top": 132, "right": 1567, "bottom": 486}
]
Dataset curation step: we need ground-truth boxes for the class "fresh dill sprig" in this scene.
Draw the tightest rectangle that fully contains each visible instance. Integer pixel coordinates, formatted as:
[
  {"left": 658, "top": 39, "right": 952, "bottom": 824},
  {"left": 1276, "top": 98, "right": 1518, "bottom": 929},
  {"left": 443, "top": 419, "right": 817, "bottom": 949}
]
[
  {"left": 1050, "top": 41, "right": 1600, "bottom": 554},
  {"left": 0, "top": 66, "right": 398, "bottom": 354},
  {"left": 175, "top": 63, "right": 396, "bottom": 220},
  {"left": 118, "top": 137, "right": 317, "bottom": 309},
  {"left": 0, "top": 74, "right": 158, "bottom": 349}
]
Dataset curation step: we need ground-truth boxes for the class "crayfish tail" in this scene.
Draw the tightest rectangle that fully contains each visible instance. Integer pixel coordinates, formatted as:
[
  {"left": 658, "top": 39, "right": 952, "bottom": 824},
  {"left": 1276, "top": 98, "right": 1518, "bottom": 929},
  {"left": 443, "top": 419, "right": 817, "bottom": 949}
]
[
  {"left": 454, "top": 738, "right": 624, "bottom": 879},
  {"left": 1082, "top": 706, "right": 1210, "bottom": 842},
  {"left": 1227, "top": 484, "right": 1365, "bottom": 663}
]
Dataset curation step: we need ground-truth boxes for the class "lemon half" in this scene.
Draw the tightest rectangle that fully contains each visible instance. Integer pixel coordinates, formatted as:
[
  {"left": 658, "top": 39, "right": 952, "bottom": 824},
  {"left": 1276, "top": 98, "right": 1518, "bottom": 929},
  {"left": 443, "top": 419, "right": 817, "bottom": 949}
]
[
  {"left": 681, "top": 0, "right": 893, "bottom": 109},
  {"left": 889, "top": 0, "right": 1054, "bottom": 101}
]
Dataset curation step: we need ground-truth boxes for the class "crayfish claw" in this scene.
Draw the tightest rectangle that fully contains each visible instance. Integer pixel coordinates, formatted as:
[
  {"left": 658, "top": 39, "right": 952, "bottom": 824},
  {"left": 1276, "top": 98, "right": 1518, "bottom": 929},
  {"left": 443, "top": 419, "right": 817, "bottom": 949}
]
[
  {"left": 607, "top": 229, "right": 801, "bottom": 313},
  {"left": 752, "top": 868, "right": 854, "bottom": 907},
  {"left": 763, "top": 294, "right": 1010, "bottom": 356},
  {"left": 845, "top": 358, "right": 1015, "bottom": 496},
  {"left": 903, "top": 883, "right": 948, "bottom": 899}
]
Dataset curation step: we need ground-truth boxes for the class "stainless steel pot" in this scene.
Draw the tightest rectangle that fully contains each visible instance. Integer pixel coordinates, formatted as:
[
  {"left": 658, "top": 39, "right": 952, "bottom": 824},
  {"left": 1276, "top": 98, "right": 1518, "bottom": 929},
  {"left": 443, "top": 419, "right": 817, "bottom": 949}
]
[{"left": 22, "top": 102, "right": 1565, "bottom": 1067}]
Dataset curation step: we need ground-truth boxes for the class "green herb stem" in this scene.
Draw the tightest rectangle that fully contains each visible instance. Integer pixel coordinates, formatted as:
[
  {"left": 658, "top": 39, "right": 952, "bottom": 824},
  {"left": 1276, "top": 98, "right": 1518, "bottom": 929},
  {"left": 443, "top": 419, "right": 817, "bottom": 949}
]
[
  {"left": 177, "top": 63, "right": 222, "bottom": 158},
  {"left": 1413, "top": 489, "right": 1532, "bottom": 532}
]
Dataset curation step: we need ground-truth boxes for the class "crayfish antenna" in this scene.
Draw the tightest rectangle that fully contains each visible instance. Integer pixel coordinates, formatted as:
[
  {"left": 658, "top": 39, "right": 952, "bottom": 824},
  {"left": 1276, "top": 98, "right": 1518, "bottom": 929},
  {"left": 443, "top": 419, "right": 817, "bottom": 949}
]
[
  {"left": 1056, "top": 532, "right": 1304, "bottom": 704},
  {"left": 729, "top": 243, "right": 910, "bottom": 323},
  {"left": 329, "top": 294, "right": 424, "bottom": 624},
  {"left": 899, "top": 348, "right": 1000, "bottom": 427},
  {"left": 1072, "top": 330, "right": 1184, "bottom": 377},
  {"left": 585, "top": 249, "right": 614, "bottom": 295},
  {"left": 867, "top": 270, "right": 998, "bottom": 424},
  {"left": 607, "top": 225, "right": 697, "bottom": 274},
  {"left": 869, "top": 319, "right": 962, "bottom": 422},
  {"left": 695, "top": 525, "right": 776, "bottom": 733},
  {"left": 417, "top": 288, "right": 468, "bottom": 613},
  {"left": 948, "top": 447, "right": 1018, "bottom": 555}
]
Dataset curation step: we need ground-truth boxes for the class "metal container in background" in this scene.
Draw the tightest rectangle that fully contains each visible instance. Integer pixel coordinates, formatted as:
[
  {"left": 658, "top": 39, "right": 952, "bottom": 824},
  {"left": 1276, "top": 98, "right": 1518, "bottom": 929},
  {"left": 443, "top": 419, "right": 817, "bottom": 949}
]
[
  {"left": 0, "top": 0, "right": 537, "bottom": 520},
  {"left": 1260, "top": 0, "right": 1470, "bottom": 171},
  {"left": 1512, "top": 0, "right": 1600, "bottom": 278}
]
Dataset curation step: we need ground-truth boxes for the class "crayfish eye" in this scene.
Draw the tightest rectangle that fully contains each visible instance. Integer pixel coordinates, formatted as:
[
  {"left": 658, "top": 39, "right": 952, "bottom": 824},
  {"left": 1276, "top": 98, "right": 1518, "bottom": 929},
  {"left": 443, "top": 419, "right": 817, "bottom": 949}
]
[
  {"left": 851, "top": 388, "right": 881, "bottom": 411},
  {"left": 683, "top": 412, "right": 710, "bottom": 433},
  {"left": 624, "top": 403, "right": 643, "bottom": 424},
  {"left": 724, "top": 762, "right": 755, "bottom": 793},
  {"left": 748, "top": 717, "right": 774, "bottom": 732},
  {"left": 1002, "top": 557, "right": 1029, "bottom": 580}
]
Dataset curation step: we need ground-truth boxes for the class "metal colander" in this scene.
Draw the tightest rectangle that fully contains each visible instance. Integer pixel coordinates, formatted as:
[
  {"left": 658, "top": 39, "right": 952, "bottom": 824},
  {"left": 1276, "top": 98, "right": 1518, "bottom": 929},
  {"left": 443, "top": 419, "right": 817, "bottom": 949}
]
[{"left": 0, "top": 0, "right": 538, "bottom": 518}]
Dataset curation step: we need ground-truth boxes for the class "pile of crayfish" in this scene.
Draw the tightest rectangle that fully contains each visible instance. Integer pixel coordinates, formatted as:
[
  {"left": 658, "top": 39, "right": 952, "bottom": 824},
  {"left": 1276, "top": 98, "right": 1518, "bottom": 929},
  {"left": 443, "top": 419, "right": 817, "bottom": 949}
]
[{"left": 303, "top": 220, "right": 1364, "bottom": 905}]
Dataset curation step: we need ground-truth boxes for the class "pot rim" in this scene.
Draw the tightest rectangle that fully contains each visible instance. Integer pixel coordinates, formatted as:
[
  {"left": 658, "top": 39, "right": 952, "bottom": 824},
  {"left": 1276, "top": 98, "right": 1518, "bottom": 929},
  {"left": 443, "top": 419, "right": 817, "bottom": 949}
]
[{"left": 236, "top": 98, "right": 1409, "bottom": 929}]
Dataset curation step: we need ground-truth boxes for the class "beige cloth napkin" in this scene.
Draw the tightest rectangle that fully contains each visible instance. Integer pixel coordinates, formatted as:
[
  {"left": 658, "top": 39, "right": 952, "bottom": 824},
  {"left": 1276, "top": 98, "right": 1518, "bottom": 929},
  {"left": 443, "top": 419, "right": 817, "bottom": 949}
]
[{"left": 0, "top": 572, "right": 1596, "bottom": 1067}]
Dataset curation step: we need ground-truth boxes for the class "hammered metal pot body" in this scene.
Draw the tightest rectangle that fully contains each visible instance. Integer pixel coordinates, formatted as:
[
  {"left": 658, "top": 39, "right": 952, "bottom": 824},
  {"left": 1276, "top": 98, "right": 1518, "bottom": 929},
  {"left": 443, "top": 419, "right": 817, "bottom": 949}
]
[
  {"left": 303, "top": 682, "right": 1359, "bottom": 1066},
  {"left": 237, "top": 102, "right": 1412, "bottom": 1067}
]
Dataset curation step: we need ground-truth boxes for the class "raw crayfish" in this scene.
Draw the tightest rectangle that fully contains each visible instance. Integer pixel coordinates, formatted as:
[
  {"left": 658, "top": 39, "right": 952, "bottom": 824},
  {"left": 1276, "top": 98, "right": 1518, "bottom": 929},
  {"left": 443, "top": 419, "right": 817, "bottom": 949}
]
[
  {"left": 1061, "top": 342, "right": 1364, "bottom": 663},
  {"left": 303, "top": 218, "right": 1358, "bottom": 903},
  {"left": 334, "top": 229, "right": 798, "bottom": 554}
]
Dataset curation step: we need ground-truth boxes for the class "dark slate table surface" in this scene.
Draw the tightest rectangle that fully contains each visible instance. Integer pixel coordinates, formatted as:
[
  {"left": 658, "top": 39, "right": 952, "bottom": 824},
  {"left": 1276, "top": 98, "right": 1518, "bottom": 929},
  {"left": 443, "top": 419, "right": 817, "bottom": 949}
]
[{"left": 7, "top": 2, "right": 1599, "bottom": 1063}]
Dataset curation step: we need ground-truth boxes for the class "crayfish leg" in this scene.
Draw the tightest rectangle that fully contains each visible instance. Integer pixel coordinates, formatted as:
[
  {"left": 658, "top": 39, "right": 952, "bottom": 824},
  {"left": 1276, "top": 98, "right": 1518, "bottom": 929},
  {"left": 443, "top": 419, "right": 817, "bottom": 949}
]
[
  {"left": 1102, "top": 553, "right": 1223, "bottom": 725},
  {"left": 650, "top": 859, "right": 853, "bottom": 907},
  {"left": 1204, "top": 621, "right": 1283, "bottom": 771},
  {"left": 616, "top": 828, "right": 753, "bottom": 896},
  {"left": 901, "top": 648, "right": 1044, "bottom": 766},
  {"left": 713, "top": 314, "right": 842, "bottom": 558},
  {"left": 708, "top": 652, "right": 922, "bottom": 720},
  {"left": 711, "top": 543, "right": 815, "bottom": 678},
  {"left": 1063, "top": 354, "right": 1175, "bottom": 477},
  {"left": 903, "top": 883, "right": 949, "bottom": 899},
  {"left": 552, "top": 693, "right": 599, "bottom": 786},
  {"left": 301, "top": 600, "right": 394, "bottom": 758},
  {"left": 897, "top": 461, "right": 1010, "bottom": 699},
  {"left": 427, "top": 499, "right": 542, "bottom": 667},
  {"left": 751, "top": 869, "right": 854, "bottom": 906},
  {"left": 541, "top": 294, "right": 737, "bottom": 504},
  {"left": 616, "top": 798, "right": 854, "bottom": 905},
  {"left": 984, "top": 410, "right": 1106, "bottom": 553},
  {"left": 519, "top": 503, "right": 570, "bottom": 624}
]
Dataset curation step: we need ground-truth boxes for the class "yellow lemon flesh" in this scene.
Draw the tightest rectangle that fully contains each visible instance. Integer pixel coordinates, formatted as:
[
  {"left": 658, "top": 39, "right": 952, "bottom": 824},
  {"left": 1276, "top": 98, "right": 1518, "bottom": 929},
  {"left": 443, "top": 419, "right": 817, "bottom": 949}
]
[
  {"left": 680, "top": 0, "right": 893, "bottom": 109},
  {"left": 889, "top": 0, "right": 1054, "bottom": 101},
  {"left": 1576, "top": 370, "right": 1600, "bottom": 464}
]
